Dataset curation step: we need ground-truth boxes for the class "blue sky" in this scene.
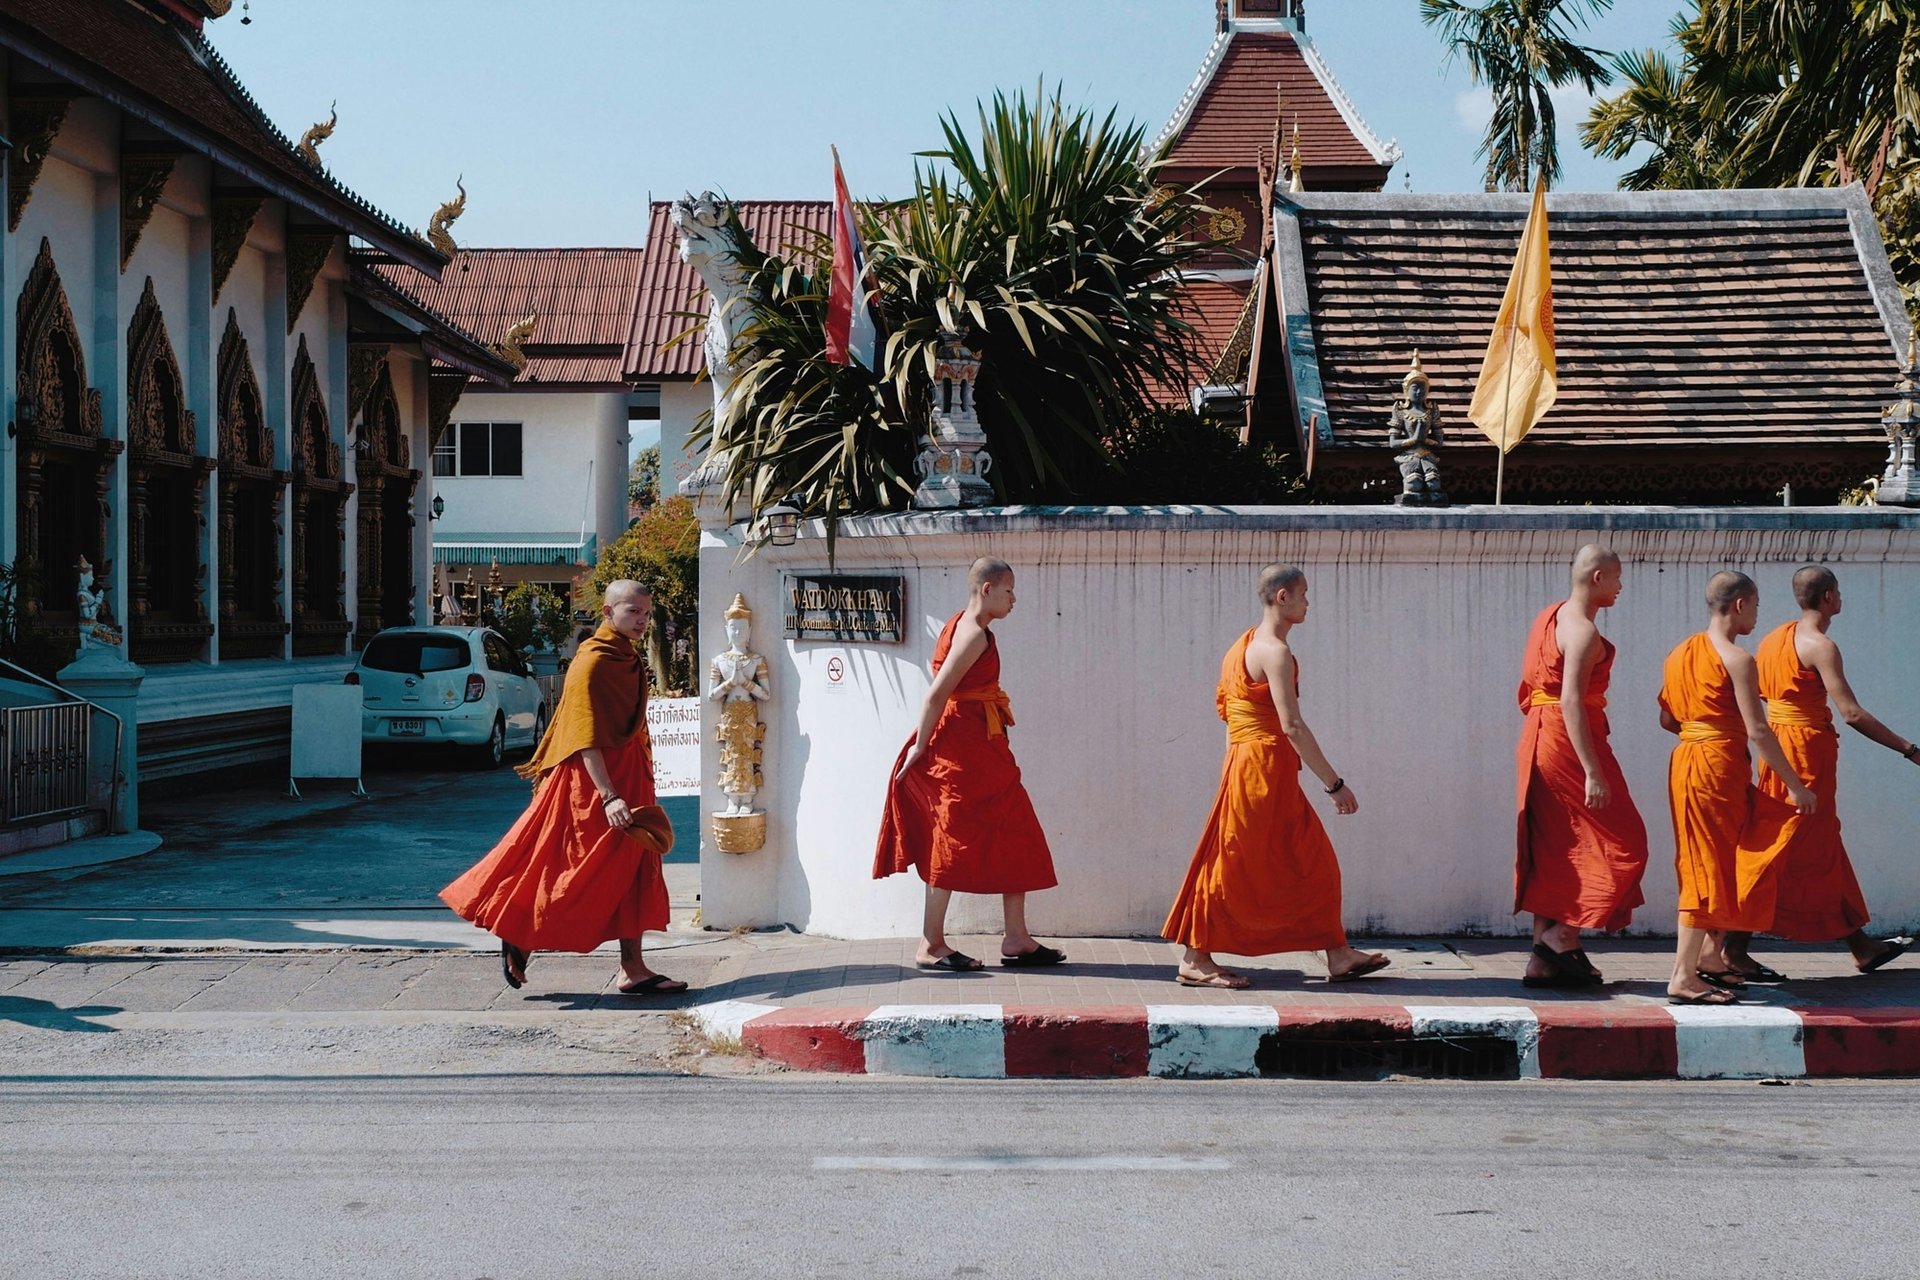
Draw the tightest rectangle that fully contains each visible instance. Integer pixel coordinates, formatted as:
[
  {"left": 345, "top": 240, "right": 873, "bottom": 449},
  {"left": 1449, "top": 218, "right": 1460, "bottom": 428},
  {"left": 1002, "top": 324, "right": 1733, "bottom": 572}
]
[{"left": 210, "top": 0, "right": 1684, "bottom": 249}]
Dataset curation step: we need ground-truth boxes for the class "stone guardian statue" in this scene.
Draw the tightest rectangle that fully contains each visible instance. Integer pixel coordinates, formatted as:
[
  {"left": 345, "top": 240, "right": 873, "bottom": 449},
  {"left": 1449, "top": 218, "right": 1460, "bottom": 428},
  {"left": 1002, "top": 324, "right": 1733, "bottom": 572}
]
[
  {"left": 1385, "top": 350, "right": 1448, "bottom": 507},
  {"left": 707, "top": 592, "right": 770, "bottom": 852},
  {"left": 75, "top": 557, "right": 124, "bottom": 651}
]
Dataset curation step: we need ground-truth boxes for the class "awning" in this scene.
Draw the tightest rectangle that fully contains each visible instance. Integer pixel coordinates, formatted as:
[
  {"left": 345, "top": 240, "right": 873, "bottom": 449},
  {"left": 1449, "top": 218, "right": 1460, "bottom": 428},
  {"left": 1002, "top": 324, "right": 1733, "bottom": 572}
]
[{"left": 432, "top": 532, "right": 597, "bottom": 567}]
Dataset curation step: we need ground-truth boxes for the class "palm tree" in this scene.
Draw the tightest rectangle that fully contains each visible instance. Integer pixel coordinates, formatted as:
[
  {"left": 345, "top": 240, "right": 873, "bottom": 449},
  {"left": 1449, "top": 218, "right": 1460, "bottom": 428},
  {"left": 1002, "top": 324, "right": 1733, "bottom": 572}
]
[
  {"left": 1420, "top": 0, "right": 1616, "bottom": 191},
  {"left": 691, "top": 87, "right": 1219, "bottom": 541}
]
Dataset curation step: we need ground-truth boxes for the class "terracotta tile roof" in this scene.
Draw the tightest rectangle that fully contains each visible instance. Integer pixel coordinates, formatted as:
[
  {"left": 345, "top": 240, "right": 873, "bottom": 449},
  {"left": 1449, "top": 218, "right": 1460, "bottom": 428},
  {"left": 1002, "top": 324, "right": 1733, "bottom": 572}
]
[
  {"left": 1154, "top": 25, "right": 1398, "bottom": 187},
  {"left": 1271, "top": 189, "right": 1908, "bottom": 457},
  {"left": 624, "top": 200, "right": 833, "bottom": 380},
  {"left": 369, "top": 248, "right": 646, "bottom": 388},
  {"left": 1146, "top": 275, "right": 1256, "bottom": 406},
  {"left": 346, "top": 254, "right": 518, "bottom": 386},
  {"left": 0, "top": 0, "right": 442, "bottom": 271}
]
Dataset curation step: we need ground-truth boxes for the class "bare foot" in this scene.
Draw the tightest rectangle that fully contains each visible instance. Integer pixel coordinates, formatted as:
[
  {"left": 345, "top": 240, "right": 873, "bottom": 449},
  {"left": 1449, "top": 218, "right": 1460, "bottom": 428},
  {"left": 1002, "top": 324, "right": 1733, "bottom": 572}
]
[
  {"left": 1177, "top": 965, "right": 1251, "bottom": 989},
  {"left": 1668, "top": 979, "right": 1737, "bottom": 1004},
  {"left": 1327, "top": 946, "right": 1389, "bottom": 981}
]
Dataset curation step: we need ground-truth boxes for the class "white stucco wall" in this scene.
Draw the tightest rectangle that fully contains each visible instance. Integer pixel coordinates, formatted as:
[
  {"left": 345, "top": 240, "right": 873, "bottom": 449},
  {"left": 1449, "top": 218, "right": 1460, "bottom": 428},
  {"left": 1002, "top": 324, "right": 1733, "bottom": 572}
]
[
  {"left": 658, "top": 380, "right": 707, "bottom": 497},
  {"left": 435, "top": 389, "right": 628, "bottom": 548},
  {"left": 697, "top": 507, "right": 1920, "bottom": 941}
]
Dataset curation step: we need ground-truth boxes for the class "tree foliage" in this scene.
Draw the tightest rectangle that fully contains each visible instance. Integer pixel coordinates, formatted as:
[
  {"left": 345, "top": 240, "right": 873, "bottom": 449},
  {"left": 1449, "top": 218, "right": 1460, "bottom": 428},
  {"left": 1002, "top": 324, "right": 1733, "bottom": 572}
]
[
  {"left": 1582, "top": 1, "right": 1920, "bottom": 310},
  {"left": 1095, "top": 410, "right": 1305, "bottom": 505},
  {"left": 494, "top": 581, "right": 570, "bottom": 654},
  {"left": 627, "top": 445, "right": 661, "bottom": 511},
  {"left": 588, "top": 495, "right": 700, "bottom": 693},
  {"left": 1421, "top": 0, "right": 1616, "bottom": 191},
  {"left": 690, "top": 87, "right": 1222, "bottom": 541}
]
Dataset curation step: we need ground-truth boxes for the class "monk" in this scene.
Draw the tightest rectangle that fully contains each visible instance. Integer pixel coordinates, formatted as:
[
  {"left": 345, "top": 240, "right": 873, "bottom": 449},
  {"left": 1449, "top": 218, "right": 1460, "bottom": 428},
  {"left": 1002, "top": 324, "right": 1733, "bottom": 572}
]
[
  {"left": 1725, "top": 565, "right": 1914, "bottom": 978},
  {"left": 441, "top": 579, "right": 684, "bottom": 995},
  {"left": 1515, "top": 545, "right": 1650, "bottom": 988},
  {"left": 874, "top": 557, "right": 1063, "bottom": 971},
  {"left": 1163, "top": 564, "right": 1388, "bottom": 988},
  {"left": 1657, "top": 571, "right": 1815, "bottom": 1005}
]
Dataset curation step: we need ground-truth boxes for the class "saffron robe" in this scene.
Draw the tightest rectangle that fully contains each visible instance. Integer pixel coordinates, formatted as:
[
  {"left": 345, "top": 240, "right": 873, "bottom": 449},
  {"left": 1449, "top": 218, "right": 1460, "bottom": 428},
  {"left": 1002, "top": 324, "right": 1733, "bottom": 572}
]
[
  {"left": 873, "top": 613, "right": 1057, "bottom": 894},
  {"left": 1162, "top": 630, "right": 1348, "bottom": 954},
  {"left": 441, "top": 624, "right": 674, "bottom": 951},
  {"left": 1657, "top": 632, "right": 1800, "bottom": 931},
  {"left": 1513, "top": 603, "right": 1650, "bottom": 931},
  {"left": 1756, "top": 621, "right": 1869, "bottom": 940}
]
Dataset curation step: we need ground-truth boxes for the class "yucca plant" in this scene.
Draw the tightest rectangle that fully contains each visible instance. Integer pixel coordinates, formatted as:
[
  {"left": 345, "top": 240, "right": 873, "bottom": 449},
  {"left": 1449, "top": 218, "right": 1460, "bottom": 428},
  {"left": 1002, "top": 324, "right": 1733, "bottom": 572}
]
[{"left": 690, "top": 87, "right": 1220, "bottom": 542}]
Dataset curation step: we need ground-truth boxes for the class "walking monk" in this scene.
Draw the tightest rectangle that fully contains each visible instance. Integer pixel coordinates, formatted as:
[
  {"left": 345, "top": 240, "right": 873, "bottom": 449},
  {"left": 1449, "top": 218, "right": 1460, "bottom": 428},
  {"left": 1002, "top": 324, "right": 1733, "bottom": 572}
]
[
  {"left": 441, "top": 580, "right": 684, "bottom": 995},
  {"left": 1657, "top": 571, "right": 1816, "bottom": 1005},
  {"left": 1727, "top": 565, "right": 1914, "bottom": 977},
  {"left": 874, "top": 558, "right": 1063, "bottom": 971},
  {"left": 1515, "top": 545, "right": 1650, "bottom": 988},
  {"left": 1163, "top": 564, "right": 1388, "bottom": 988}
]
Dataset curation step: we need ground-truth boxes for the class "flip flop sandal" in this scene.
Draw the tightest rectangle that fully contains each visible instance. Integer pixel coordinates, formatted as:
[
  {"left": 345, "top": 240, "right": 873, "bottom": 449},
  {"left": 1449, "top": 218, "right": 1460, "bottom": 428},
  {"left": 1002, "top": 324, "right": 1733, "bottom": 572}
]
[
  {"left": 1533, "top": 942, "right": 1601, "bottom": 985},
  {"left": 500, "top": 941, "right": 528, "bottom": 990},
  {"left": 1697, "top": 969, "right": 1747, "bottom": 990},
  {"left": 1669, "top": 988, "right": 1740, "bottom": 1006},
  {"left": 1733, "top": 963, "right": 1788, "bottom": 984},
  {"left": 617, "top": 973, "right": 688, "bottom": 995},
  {"left": 1860, "top": 939, "right": 1911, "bottom": 973},
  {"left": 1177, "top": 971, "right": 1250, "bottom": 989},
  {"left": 916, "top": 951, "right": 984, "bottom": 972},
  {"left": 1327, "top": 955, "right": 1390, "bottom": 982},
  {"left": 1001, "top": 944, "right": 1067, "bottom": 967}
]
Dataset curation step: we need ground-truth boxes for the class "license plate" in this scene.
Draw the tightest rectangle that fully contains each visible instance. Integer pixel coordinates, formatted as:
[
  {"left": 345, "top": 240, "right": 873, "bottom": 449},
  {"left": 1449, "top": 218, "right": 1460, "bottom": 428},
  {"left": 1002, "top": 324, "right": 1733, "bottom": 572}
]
[{"left": 388, "top": 718, "right": 425, "bottom": 737}]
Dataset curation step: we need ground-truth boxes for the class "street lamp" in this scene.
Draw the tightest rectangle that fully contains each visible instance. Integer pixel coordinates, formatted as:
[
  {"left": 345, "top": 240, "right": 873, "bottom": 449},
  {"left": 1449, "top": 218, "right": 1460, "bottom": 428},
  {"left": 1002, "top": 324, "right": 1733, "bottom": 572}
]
[
  {"left": 429, "top": 493, "right": 445, "bottom": 521},
  {"left": 761, "top": 503, "right": 800, "bottom": 547}
]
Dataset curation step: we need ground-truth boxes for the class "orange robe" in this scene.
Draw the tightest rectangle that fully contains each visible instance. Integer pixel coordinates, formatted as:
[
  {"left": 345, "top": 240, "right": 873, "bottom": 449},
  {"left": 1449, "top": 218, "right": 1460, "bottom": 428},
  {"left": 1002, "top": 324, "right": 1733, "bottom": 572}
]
[
  {"left": 1657, "top": 632, "right": 1800, "bottom": 931},
  {"left": 873, "top": 613, "right": 1057, "bottom": 894},
  {"left": 441, "top": 625, "right": 674, "bottom": 952},
  {"left": 1513, "top": 603, "right": 1649, "bottom": 931},
  {"left": 1756, "top": 621, "right": 1868, "bottom": 940},
  {"left": 1162, "top": 630, "right": 1348, "bottom": 954}
]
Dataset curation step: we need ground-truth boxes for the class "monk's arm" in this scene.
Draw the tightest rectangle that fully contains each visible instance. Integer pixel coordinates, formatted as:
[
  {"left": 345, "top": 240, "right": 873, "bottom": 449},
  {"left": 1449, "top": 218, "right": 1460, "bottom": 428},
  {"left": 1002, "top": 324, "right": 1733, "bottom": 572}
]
[
  {"left": 580, "top": 747, "right": 632, "bottom": 829},
  {"left": 896, "top": 626, "right": 988, "bottom": 774},
  {"left": 1558, "top": 622, "right": 1609, "bottom": 805},
  {"left": 1809, "top": 638, "right": 1920, "bottom": 760},
  {"left": 1728, "top": 651, "right": 1817, "bottom": 811},
  {"left": 1657, "top": 694, "right": 1680, "bottom": 735},
  {"left": 1266, "top": 649, "right": 1345, "bottom": 791}
]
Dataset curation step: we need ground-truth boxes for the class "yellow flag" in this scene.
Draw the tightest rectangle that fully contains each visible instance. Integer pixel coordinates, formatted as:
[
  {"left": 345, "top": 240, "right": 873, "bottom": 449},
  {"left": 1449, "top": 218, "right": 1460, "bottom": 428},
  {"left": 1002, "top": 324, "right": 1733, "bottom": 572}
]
[{"left": 1469, "top": 184, "right": 1557, "bottom": 453}]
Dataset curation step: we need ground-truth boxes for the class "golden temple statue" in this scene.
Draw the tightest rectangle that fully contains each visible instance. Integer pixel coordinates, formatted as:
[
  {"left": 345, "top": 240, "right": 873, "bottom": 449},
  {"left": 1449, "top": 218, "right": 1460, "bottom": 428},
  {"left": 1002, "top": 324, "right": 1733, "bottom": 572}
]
[
  {"left": 296, "top": 102, "right": 336, "bottom": 168},
  {"left": 496, "top": 309, "right": 537, "bottom": 373},
  {"left": 708, "top": 593, "right": 770, "bottom": 820},
  {"left": 427, "top": 176, "right": 467, "bottom": 258}
]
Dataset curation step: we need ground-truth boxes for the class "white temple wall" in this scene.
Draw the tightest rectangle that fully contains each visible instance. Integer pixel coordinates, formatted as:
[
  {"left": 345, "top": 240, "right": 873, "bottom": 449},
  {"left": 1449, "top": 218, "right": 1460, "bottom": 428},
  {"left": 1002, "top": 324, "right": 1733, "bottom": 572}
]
[
  {"left": 697, "top": 508, "right": 1920, "bottom": 941},
  {"left": 436, "top": 389, "right": 628, "bottom": 549},
  {"left": 658, "top": 380, "right": 706, "bottom": 497}
]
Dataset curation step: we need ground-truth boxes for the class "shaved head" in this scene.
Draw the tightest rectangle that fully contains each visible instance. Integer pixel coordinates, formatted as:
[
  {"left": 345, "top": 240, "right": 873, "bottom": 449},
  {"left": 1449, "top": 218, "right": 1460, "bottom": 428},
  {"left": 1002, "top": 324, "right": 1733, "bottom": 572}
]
[
  {"left": 1572, "top": 543, "right": 1619, "bottom": 584},
  {"left": 603, "top": 578, "right": 650, "bottom": 606},
  {"left": 1792, "top": 564, "right": 1839, "bottom": 610},
  {"left": 968, "top": 557, "right": 1013, "bottom": 591},
  {"left": 1706, "top": 570, "right": 1756, "bottom": 615},
  {"left": 1257, "top": 563, "right": 1306, "bottom": 605}
]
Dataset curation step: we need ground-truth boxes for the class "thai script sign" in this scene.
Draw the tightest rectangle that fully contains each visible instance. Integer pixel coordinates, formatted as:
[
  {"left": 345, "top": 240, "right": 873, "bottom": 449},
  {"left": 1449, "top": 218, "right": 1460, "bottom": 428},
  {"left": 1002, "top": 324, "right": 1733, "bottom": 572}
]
[
  {"left": 783, "top": 574, "right": 905, "bottom": 643},
  {"left": 647, "top": 697, "right": 700, "bottom": 796}
]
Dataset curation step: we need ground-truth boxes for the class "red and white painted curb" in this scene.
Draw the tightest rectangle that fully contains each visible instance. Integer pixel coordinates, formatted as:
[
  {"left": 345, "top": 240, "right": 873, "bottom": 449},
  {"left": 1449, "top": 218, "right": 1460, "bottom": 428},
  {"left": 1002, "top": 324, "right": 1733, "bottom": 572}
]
[{"left": 690, "top": 999, "right": 1920, "bottom": 1080}]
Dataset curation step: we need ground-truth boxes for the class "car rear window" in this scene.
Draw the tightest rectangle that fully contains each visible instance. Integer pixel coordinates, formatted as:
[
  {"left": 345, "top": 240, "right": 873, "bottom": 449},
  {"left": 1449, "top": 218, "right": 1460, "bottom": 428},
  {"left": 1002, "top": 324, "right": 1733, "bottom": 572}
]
[{"left": 361, "top": 635, "right": 470, "bottom": 674}]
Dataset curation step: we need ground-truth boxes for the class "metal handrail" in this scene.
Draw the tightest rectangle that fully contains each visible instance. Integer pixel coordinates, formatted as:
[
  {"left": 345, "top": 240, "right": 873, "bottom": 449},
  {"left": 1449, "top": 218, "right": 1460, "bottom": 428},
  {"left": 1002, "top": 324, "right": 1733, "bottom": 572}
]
[{"left": 0, "top": 655, "right": 125, "bottom": 831}]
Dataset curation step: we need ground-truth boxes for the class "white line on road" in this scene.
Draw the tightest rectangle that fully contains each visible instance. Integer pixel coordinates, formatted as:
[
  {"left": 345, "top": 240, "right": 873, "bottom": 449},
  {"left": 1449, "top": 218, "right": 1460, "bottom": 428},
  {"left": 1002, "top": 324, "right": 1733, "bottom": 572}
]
[{"left": 813, "top": 1155, "right": 1232, "bottom": 1172}]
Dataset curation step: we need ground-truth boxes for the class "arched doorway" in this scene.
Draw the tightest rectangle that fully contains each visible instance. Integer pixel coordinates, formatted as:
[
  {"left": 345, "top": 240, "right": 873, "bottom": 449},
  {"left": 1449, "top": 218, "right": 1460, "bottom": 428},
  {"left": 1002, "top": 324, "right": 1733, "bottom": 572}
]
[
  {"left": 13, "top": 238, "right": 120, "bottom": 667},
  {"left": 353, "top": 359, "right": 420, "bottom": 642},
  {"left": 126, "top": 278, "right": 214, "bottom": 664},
  {"left": 289, "top": 335, "right": 353, "bottom": 656},
  {"left": 216, "top": 310, "right": 289, "bottom": 660}
]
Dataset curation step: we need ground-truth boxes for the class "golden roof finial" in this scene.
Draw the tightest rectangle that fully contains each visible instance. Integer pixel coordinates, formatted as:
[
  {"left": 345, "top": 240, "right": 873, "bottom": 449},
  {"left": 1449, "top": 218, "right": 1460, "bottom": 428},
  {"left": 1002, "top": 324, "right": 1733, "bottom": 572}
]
[
  {"left": 1288, "top": 119, "right": 1305, "bottom": 193},
  {"left": 1907, "top": 329, "right": 1916, "bottom": 372},
  {"left": 296, "top": 101, "right": 337, "bottom": 168},
  {"left": 427, "top": 176, "right": 466, "bottom": 258},
  {"left": 496, "top": 309, "right": 537, "bottom": 372},
  {"left": 724, "top": 592, "right": 753, "bottom": 620}
]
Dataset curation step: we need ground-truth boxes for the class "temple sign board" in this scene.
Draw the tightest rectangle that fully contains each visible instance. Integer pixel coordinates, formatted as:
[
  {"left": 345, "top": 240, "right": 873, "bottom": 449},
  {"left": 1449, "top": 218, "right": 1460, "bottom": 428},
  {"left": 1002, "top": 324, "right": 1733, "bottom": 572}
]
[{"left": 782, "top": 575, "right": 905, "bottom": 644}]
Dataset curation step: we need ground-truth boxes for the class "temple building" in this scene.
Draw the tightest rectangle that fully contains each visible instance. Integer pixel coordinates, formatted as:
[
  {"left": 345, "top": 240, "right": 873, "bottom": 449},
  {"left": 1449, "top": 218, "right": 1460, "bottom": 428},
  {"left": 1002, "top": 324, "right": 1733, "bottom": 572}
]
[
  {"left": 0, "top": 0, "right": 511, "bottom": 810},
  {"left": 370, "top": 247, "right": 648, "bottom": 616}
]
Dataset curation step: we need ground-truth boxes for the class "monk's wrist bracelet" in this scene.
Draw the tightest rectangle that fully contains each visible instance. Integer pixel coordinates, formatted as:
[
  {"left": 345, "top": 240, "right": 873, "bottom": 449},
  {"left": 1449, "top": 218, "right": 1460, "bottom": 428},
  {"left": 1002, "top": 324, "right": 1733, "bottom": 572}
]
[
  {"left": 600, "top": 792, "right": 620, "bottom": 805},
  {"left": 1325, "top": 778, "right": 1345, "bottom": 795},
  {"left": 1902, "top": 744, "right": 1919, "bottom": 760}
]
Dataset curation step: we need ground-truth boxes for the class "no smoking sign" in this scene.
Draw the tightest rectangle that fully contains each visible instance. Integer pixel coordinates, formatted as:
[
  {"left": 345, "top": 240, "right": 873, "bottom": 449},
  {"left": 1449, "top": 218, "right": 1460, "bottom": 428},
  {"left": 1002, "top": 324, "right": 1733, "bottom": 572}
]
[{"left": 825, "top": 655, "right": 848, "bottom": 690}]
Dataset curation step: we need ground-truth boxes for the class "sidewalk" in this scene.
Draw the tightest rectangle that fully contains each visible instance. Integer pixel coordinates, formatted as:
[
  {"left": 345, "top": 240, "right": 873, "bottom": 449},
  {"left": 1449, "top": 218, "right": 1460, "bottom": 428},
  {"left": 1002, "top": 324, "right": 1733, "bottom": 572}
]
[{"left": 4, "top": 925, "right": 1916, "bottom": 1082}]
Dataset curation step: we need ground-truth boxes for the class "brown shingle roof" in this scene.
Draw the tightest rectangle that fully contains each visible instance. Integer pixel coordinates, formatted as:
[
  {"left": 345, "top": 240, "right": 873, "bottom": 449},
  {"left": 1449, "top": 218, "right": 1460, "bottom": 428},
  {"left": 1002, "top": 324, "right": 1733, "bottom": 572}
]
[
  {"left": 624, "top": 200, "right": 833, "bottom": 380},
  {"left": 1271, "top": 189, "right": 1909, "bottom": 458},
  {"left": 370, "top": 248, "right": 647, "bottom": 388},
  {"left": 1154, "top": 24, "right": 1397, "bottom": 189},
  {"left": 0, "top": 0, "right": 442, "bottom": 270}
]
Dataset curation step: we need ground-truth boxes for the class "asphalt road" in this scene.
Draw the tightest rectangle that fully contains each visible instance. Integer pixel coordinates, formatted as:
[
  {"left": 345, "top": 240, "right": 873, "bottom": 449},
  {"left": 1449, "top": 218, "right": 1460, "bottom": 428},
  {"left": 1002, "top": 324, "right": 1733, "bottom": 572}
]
[{"left": 2, "top": 1076, "right": 1906, "bottom": 1278}]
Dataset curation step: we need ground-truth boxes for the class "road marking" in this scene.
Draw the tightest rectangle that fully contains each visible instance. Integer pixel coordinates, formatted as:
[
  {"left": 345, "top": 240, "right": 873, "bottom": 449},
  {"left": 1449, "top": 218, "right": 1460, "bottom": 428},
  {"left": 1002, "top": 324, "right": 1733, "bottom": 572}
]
[{"left": 813, "top": 1156, "right": 1232, "bottom": 1172}]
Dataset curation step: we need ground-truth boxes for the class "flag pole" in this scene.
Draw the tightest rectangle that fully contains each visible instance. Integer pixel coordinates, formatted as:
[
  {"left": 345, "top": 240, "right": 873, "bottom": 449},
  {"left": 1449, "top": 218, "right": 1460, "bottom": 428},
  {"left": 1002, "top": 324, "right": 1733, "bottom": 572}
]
[{"left": 1494, "top": 175, "right": 1540, "bottom": 505}]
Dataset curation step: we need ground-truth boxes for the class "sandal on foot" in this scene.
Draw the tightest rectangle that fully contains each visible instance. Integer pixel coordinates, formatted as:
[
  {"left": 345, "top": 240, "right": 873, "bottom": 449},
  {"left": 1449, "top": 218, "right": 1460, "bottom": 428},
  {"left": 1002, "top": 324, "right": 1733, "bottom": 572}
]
[
  {"left": 1177, "top": 970, "right": 1250, "bottom": 989},
  {"left": 1001, "top": 944, "right": 1067, "bottom": 968},
  {"left": 1732, "top": 963, "right": 1787, "bottom": 984},
  {"left": 1859, "top": 938, "right": 1911, "bottom": 973},
  {"left": 916, "top": 951, "right": 983, "bottom": 972},
  {"left": 1327, "top": 955, "right": 1390, "bottom": 982},
  {"left": 1669, "top": 987, "right": 1740, "bottom": 1006},
  {"left": 1696, "top": 969, "right": 1746, "bottom": 990},
  {"left": 616, "top": 973, "right": 688, "bottom": 995},
  {"left": 1533, "top": 942, "right": 1601, "bottom": 986},
  {"left": 1522, "top": 969, "right": 1591, "bottom": 989},
  {"left": 500, "top": 941, "right": 528, "bottom": 990}
]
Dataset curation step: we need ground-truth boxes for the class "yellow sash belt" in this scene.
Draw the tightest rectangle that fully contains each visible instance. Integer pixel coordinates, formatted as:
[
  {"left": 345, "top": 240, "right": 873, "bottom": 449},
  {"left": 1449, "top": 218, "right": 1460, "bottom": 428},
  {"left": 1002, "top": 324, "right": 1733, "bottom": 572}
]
[
  {"left": 1223, "top": 696, "right": 1285, "bottom": 745},
  {"left": 1527, "top": 690, "right": 1606, "bottom": 710},
  {"left": 951, "top": 686, "right": 1014, "bottom": 737},
  {"left": 1679, "top": 718, "right": 1744, "bottom": 743},
  {"left": 1766, "top": 701, "right": 1832, "bottom": 730}
]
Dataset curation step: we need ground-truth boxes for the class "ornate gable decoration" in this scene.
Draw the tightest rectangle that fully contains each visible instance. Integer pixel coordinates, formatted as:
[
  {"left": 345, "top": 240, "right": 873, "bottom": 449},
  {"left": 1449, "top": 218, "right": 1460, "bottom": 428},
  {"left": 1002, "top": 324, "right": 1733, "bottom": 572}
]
[
  {"left": 217, "top": 309, "right": 274, "bottom": 471},
  {"left": 286, "top": 229, "right": 336, "bottom": 332},
  {"left": 15, "top": 238, "right": 104, "bottom": 442},
  {"left": 427, "top": 371, "right": 466, "bottom": 449},
  {"left": 128, "top": 278, "right": 198, "bottom": 459},
  {"left": 358, "top": 362, "right": 409, "bottom": 470},
  {"left": 212, "top": 192, "right": 265, "bottom": 302},
  {"left": 121, "top": 149, "right": 181, "bottom": 271},
  {"left": 290, "top": 334, "right": 339, "bottom": 480},
  {"left": 7, "top": 93, "right": 75, "bottom": 232}
]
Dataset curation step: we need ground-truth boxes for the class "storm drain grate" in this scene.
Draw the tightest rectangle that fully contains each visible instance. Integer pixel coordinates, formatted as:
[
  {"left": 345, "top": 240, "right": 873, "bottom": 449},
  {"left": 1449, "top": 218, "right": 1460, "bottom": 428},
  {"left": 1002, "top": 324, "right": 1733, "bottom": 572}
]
[{"left": 1256, "top": 1034, "right": 1519, "bottom": 1080}]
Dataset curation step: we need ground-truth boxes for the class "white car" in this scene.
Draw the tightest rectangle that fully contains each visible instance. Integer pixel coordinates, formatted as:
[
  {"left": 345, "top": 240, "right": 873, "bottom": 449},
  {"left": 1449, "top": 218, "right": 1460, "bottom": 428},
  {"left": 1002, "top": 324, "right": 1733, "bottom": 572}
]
[{"left": 351, "top": 626, "right": 547, "bottom": 768}]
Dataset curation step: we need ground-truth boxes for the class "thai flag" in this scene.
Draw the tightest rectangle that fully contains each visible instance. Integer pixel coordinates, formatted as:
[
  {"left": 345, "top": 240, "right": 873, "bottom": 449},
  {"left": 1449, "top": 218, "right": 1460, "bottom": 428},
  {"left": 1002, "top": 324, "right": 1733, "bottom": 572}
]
[{"left": 825, "top": 147, "right": 879, "bottom": 371}]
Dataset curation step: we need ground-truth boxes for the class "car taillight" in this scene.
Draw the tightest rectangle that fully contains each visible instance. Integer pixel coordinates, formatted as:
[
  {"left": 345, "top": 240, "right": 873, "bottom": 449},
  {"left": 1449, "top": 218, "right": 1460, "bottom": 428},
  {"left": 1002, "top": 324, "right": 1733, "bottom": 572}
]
[
  {"left": 464, "top": 674, "right": 486, "bottom": 703},
  {"left": 343, "top": 671, "right": 360, "bottom": 685}
]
